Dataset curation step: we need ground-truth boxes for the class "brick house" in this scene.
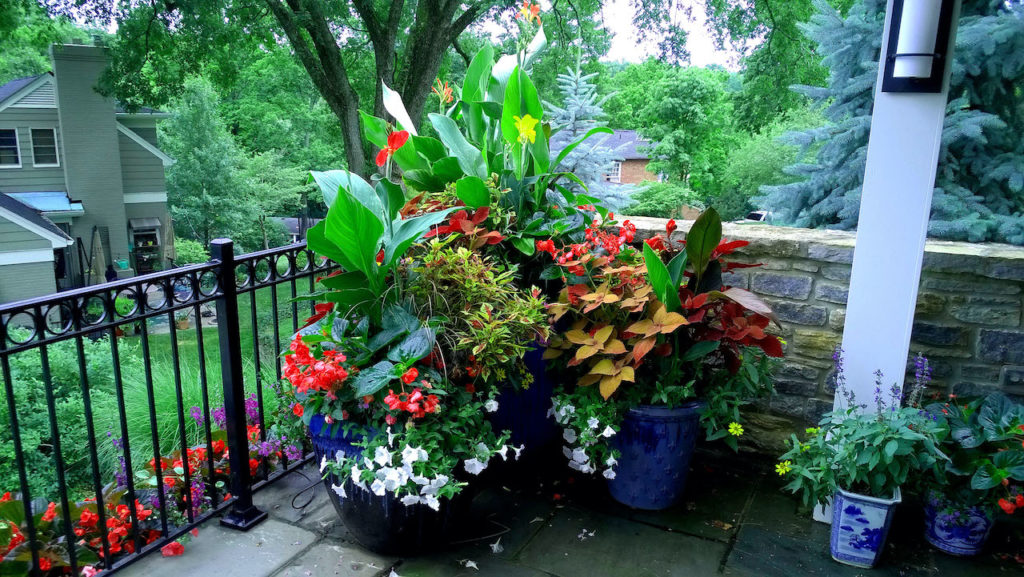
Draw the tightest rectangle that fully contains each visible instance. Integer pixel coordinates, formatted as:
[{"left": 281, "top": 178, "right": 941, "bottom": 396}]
[{"left": 600, "top": 129, "right": 661, "bottom": 185}]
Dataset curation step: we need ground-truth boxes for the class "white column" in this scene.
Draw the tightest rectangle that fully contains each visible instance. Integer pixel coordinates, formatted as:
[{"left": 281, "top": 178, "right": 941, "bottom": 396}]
[{"left": 838, "top": 0, "right": 961, "bottom": 408}]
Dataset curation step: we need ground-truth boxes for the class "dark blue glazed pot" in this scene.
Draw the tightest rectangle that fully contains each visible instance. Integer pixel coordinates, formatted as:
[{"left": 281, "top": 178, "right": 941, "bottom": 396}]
[
  {"left": 488, "top": 345, "right": 559, "bottom": 449},
  {"left": 830, "top": 487, "right": 901, "bottom": 568},
  {"left": 308, "top": 414, "right": 467, "bottom": 555},
  {"left": 605, "top": 401, "right": 705, "bottom": 510},
  {"left": 307, "top": 414, "right": 366, "bottom": 462},
  {"left": 923, "top": 489, "right": 994, "bottom": 556}
]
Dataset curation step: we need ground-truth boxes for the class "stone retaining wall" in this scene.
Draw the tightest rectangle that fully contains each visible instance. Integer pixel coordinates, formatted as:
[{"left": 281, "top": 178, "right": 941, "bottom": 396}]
[{"left": 628, "top": 216, "right": 1024, "bottom": 437}]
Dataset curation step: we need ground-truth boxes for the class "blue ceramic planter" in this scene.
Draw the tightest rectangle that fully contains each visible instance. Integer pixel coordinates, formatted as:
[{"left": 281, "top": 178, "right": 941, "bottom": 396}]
[
  {"left": 605, "top": 402, "right": 704, "bottom": 510},
  {"left": 830, "top": 487, "right": 901, "bottom": 568},
  {"left": 923, "top": 489, "right": 994, "bottom": 556},
  {"left": 488, "top": 345, "right": 559, "bottom": 449},
  {"left": 307, "top": 414, "right": 366, "bottom": 462},
  {"left": 307, "top": 414, "right": 465, "bottom": 555}
]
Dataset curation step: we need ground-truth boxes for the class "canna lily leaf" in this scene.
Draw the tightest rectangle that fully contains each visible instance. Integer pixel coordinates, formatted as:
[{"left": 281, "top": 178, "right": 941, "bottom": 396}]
[{"left": 381, "top": 80, "right": 418, "bottom": 136}]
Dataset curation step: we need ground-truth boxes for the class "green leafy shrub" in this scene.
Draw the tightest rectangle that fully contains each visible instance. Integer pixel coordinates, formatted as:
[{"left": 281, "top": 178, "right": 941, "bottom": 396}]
[
  {"left": 173, "top": 238, "right": 210, "bottom": 266},
  {"left": 625, "top": 181, "right": 702, "bottom": 218}
]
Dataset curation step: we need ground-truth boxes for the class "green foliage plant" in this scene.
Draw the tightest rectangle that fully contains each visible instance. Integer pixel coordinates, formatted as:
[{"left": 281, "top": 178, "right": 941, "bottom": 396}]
[
  {"left": 778, "top": 353, "right": 947, "bottom": 508},
  {"left": 923, "top": 393, "right": 1024, "bottom": 513}
]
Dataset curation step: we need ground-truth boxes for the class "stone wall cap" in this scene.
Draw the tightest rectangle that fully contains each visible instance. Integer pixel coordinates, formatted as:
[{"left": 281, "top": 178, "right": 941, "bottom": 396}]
[{"left": 627, "top": 216, "right": 1024, "bottom": 267}]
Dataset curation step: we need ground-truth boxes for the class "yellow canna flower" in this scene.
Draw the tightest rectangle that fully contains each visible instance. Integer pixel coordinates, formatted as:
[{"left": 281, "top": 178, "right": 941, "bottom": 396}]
[
  {"left": 514, "top": 114, "right": 539, "bottom": 145},
  {"left": 516, "top": 0, "right": 541, "bottom": 25},
  {"left": 728, "top": 422, "right": 744, "bottom": 437},
  {"left": 775, "top": 460, "right": 792, "bottom": 476}
]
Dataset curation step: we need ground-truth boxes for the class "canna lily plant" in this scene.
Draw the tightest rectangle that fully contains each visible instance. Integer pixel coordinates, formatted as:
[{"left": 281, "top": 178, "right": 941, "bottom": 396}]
[{"left": 357, "top": 24, "right": 616, "bottom": 288}]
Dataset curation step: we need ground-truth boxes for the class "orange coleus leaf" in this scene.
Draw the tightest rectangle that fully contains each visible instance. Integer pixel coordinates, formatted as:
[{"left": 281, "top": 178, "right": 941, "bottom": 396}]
[
  {"left": 575, "top": 345, "right": 600, "bottom": 362},
  {"left": 630, "top": 336, "right": 657, "bottom": 365}
]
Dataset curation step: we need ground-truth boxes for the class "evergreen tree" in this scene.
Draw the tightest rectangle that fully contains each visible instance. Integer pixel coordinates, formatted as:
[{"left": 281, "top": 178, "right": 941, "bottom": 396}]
[
  {"left": 162, "top": 77, "right": 246, "bottom": 248},
  {"left": 546, "top": 60, "right": 636, "bottom": 211},
  {"left": 759, "top": 0, "right": 1024, "bottom": 245}
]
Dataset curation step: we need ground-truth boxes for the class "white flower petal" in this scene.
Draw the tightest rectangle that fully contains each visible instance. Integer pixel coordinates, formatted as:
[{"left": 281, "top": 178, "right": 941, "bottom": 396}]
[
  {"left": 572, "top": 448, "right": 589, "bottom": 463},
  {"left": 603, "top": 469, "right": 617, "bottom": 480},
  {"left": 319, "top": 455, "right": 328, "bottom": 472},
  {"left": 464, "top": 458, "right": 486, "bottom": 476},
  {"left": 512, "top": 445, "right": 525, "bottom": 460},
  {"left": 484, "top": 399, "right": 499, "bottom": 413},
  {"left": 374, "top": 446, "right": 392, "bottom": 467},
  {"left": 601, "top": 426, "right": 616, "bottom": 438},
  {"left": 400, "top": 495, "right": 421, "bottom": 507},
  {"left": 563, "top": 428, "right": 577, "bottom": 443},
  {"left": 423, "top": 494, "right": 440, "bottom": 511},
  {"left": 370, "top": 478, "right": 387, "bottom": 496},
  {"left": 587, "top": 417, "right": 600, "bottom": 430},
  {"left": 332, "top": 483, "right": 347, "bottom": 498}
]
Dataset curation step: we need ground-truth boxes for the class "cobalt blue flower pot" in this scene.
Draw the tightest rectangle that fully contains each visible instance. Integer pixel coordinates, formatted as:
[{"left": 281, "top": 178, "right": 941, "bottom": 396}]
[
  {"left": 488, "top": 345, "right": 559, "bottom": 449},
  {"left": 923, "top": 489, "right": 994, "bottom": 556},
  {"left": 307, "top": 414, "right": 366, "bottom": 462},
  {"left": 605, "top": 401, "right": 705, "bottom": 510},
  {"left": 830, "top": 487, "right": 902, "bottom": 568}
]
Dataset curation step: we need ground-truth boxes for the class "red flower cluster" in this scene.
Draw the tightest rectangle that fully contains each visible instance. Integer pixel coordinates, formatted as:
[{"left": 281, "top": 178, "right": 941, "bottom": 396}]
[
  {"left": 283, "top": 336, "right": 350, "bottom": 395},
  {"left": 383, "top": 387, "right": 440, "bottom": 419},
  {"left": 81, "top": 498, "right": 159, "bottom": 558},
  {"left": 401, "top": 367, "right": 419, "bottom": 384},
  {"left": 999, "top": 494, "right": 1024, "bottom": 514}
]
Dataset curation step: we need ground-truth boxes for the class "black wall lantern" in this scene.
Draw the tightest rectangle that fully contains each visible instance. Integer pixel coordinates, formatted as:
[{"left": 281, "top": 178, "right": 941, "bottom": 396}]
[{"left": 881, "top": 0, "right": 957, "bottom": 93}]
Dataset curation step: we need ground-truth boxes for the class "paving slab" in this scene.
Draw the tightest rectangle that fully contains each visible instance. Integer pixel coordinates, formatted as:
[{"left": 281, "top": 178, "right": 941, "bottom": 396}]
[
  {"left": 396, "top": 554, "right": 554, "bottom": 577},
  {"left": 631, "top": 462, "right": 758, "bottom": 543},
  {"left": 272, "top": 540, "right": 396, "bottom": 577},
  {"left": 518, "top": 506, "right": 727, "bottom": 577},
  {"left": 463, "top": 487, "right": 558, "bottom": 560},
  {"left": 120, "top": 518, "right": 317, "bottom": 577}
]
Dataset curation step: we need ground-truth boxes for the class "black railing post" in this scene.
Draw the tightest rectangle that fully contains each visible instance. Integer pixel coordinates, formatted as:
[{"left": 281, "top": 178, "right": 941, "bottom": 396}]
[{"left": 211, "top": 239, "right": 268, "bottom": 531}]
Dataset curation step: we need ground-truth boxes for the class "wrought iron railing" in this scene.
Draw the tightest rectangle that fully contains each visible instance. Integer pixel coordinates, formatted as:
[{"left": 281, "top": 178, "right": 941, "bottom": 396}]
[{"left": 0, "top": 239, "right": 332, "bottom": 576}]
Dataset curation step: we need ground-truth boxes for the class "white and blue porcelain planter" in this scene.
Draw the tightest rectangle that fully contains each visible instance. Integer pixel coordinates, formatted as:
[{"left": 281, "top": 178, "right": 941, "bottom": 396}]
[
  {"left": 830, "top": 487, "right": 902, "bottom": 568},
  {"left": 923, "top": 489, "right": 994, "bottom": 556}
]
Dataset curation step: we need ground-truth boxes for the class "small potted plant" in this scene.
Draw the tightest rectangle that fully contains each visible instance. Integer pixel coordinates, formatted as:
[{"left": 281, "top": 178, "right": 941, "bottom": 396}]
[
  {"left": 777, "top": 350, "right": 947, "bottom": 568},
  {"left": 175, "top": 310, "right": 191, "bottom": 330},
  {"left": 921, "top": 390, "right": 1024, "bottom": 556},
  {"left": 542, "top": 208, "right": 784, "bottom": 510}
]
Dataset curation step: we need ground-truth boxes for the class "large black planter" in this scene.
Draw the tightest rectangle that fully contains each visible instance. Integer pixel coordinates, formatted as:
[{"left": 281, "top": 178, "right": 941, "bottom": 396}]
[
  {"left": 605, "top": 402, "right": 705, "bottom": 510},
  {"left": 308, "top": 414, "right": 468, "bottom": 556},
  {"left": 488, "top": 345, "right": 559, "bottom": 448}
]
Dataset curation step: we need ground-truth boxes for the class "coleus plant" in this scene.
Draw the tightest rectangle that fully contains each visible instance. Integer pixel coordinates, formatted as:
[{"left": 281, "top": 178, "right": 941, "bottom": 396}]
[{"left": 543, "top": 209, "right": 784, "bottom": 470}]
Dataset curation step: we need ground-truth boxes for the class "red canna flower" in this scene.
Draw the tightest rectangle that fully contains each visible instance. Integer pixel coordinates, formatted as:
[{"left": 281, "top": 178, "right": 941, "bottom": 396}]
[
  {"left": 666, "top": 219, "right": 677, "bottom": 235},
  {"left": 0, "top": 492, "right": 10, "bottom": 502},
  {"left": 375, "top": 130, "right": 410, "bottom": 167},
  {"left": 161, "top": 541, "right": 185, "bottom": 557},
  {"left": 41, "top": 502, "right": 57, "bottom": 522},
  {"left": 376, "top": 249, "right": 385, "bottom": 264},
  {"left": 432, "top": 79, "right": 454, "bottom": 104}
]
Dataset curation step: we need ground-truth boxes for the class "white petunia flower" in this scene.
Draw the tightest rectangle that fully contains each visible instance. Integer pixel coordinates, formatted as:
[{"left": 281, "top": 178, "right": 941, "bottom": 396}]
[
  {"left": 572, "top": 448, "right": 589, "bottom": 464},
  {"left": 464, "top": 458, "right": 487, "bottom": 476},
  {"left": 400, "top": 494, "right": 421, "bottom": 507},
  {"left": 605, "top": 455, "right": 617, "bottom": 467},
  {"left": 563, "top": 428, "right": 577, "bottom": 443},
  {"left": 484, "top": 399, "right": 499, "bottom": 413},
  {"left": 363, "top": 457, "right": 375, "bottom": 470},
  {"left": 370, "top": 478, "right": 387, "bottom": 496},
  {"left": 568, "top": 460, "right": 582, "bottom": 472},
  {"left": 422, "top": 494, "right": 440, "bottom": 511},
  {"left": 603, "top": 469, "right": 617, "bottom": 480},
  {"left": 562, "top": 446, "right": 573, "bottom": 460},
  {"left": 387, "top": 426, "right": 396, "bottom": 447},
  {"left": 512, "top": 445, "right": 525, "bottom": 460},
  {"left": 587, "top": 417, "right": 600, "bottom": 430},
  {"left": 332, "top": 483, "right": 347, "bottom": 498},
  {"left": 375, "top": 446, "right": 393, "bottom": 467},
  {"left": 579, "top": 463, "right": 595, "bottom": 474},
  {"left": 319, "top": 455, "right": 328, "bottom": 472},
  {"left": 350, "top": 464, "right": 367, "bottom": 490},
  {"left": 411, "top": 474, "right": 430, "bottom": 486},
  {"left": 601, "top": 426, "right": 616, "bottom": 438},
  {"left": 401, "top": 445, "right": 421, "bottom": 465},
  {"left": 417, "top": 447, "right": 428, "bottom": 462},
  {"left": 496, "top": 445, "right": 509, "bottom": 461},
  {"left": 490, "top": 538, "right": 504, "bottom": 554}
]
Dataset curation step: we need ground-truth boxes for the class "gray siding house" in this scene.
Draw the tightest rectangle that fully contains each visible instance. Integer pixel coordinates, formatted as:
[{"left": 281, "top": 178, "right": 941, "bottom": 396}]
[{"left": 0, "top": 43, "right": 173, "bottom": 303}]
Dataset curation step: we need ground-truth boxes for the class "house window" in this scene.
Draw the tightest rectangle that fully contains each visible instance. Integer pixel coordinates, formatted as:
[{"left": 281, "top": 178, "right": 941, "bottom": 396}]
[
  {"left": 605, "top": 161, "right": 622, "bottom": 184},
  {"left": 30, "top": 128, "right": 59, "bottom": 167},
  {"left": 0, "top": 129, "right": 20, "bottom": 167}
]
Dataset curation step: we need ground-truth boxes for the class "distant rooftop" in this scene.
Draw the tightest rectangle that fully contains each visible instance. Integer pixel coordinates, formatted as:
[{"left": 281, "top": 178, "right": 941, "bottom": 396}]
[
  {"left": 0, "top": 73, "right": 164, "bottom": 115},
  {"left": 0, "top": 193, "right": 73, "bottom": 242}
]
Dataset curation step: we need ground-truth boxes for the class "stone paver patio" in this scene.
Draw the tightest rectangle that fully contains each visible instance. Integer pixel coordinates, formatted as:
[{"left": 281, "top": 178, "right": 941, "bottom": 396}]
[{"left": 122, "top": 452, "right": 1022, "bottom": 577}]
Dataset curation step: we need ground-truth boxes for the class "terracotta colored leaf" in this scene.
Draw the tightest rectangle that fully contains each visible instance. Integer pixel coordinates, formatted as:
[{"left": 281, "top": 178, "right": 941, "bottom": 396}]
[
  {"left": 625, "top": 319, "right": 655, "bottom": 337},
  {"left": 631, "top": 337, "right": 657, "bottom": 364}
]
